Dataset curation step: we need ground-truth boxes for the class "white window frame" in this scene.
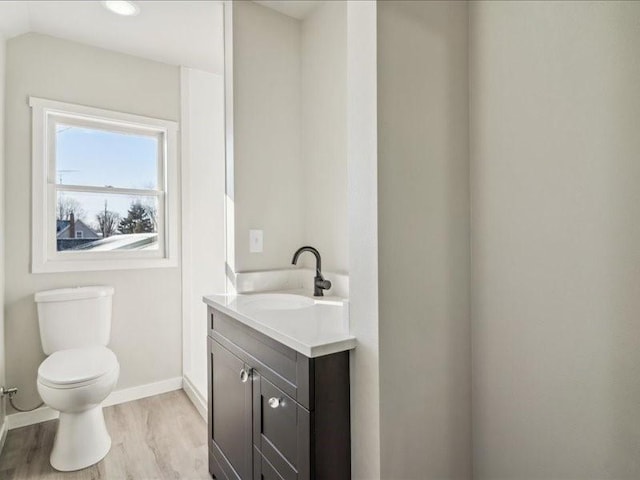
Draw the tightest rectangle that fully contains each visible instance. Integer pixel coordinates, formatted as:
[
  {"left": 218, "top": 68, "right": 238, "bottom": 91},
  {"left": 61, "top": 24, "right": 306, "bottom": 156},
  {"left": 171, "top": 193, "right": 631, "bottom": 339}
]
[
  {"left": 75, "top": 231, "right": 83, "bottom": 239},
  {"left": 30, "top": 97, "right": 179, "bottom": 273}
]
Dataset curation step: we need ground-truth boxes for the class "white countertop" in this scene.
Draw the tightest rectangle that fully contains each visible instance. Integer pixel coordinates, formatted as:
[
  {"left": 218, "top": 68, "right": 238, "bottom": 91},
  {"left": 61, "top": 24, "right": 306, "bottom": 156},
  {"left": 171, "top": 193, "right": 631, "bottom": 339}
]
[{"left": 203, "top": 290, "right": 356, "bottom": 358}]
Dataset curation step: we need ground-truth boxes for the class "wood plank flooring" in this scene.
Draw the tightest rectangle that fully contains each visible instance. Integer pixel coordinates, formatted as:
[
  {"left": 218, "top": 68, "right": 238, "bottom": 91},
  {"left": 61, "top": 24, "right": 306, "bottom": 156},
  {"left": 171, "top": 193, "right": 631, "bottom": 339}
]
[{"left": 0, "top": 390, "right": 211, "bottom": 480}]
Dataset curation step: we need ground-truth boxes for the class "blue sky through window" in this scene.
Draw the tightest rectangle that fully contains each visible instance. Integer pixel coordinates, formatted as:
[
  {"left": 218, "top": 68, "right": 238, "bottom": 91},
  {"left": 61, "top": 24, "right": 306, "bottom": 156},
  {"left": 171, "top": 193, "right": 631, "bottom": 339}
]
[
  {"left": 56, "top": 125, "right": 160, "bottom": 236},
  {"left": 56, "top": 125, "right": 158, "bottom": 188}
]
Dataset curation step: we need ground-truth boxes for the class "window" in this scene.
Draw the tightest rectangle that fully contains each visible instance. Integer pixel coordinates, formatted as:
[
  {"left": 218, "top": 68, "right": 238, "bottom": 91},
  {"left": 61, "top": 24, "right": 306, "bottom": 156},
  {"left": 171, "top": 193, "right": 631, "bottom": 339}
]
[{"left": 30, "top": 97, "right": 179, "bottom": 273}]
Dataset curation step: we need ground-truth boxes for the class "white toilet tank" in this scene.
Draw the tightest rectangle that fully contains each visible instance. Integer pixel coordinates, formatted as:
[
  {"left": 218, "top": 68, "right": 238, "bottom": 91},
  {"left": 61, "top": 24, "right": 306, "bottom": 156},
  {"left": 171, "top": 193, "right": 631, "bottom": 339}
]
[{"left": 35, "top": 286, "right": 115, "bottom": 355}]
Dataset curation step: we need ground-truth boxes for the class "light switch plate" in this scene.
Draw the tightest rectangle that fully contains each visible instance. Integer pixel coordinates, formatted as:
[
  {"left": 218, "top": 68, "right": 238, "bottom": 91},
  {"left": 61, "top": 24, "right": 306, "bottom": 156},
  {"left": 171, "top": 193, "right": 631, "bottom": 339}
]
[{"left": 249, "top": 229, "right": 263, "bottom": 253}]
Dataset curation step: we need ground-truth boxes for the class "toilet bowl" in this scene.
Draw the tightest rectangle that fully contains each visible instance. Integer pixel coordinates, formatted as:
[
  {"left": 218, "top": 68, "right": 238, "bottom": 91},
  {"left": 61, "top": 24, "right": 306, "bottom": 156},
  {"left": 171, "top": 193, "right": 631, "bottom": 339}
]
[
  {"left": 37, "top": 346, "right": 119, "bottom": 471},
  {"left": 35, "top": 286, "right": 118, "bottom": 471}
]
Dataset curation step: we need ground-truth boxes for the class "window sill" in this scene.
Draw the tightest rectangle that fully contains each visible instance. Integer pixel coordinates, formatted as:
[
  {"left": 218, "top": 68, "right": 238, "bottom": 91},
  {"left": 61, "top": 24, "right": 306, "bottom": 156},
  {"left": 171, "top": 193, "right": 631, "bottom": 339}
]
[{"left": 31, "top": 257, "right": 178, "bottom": 274}]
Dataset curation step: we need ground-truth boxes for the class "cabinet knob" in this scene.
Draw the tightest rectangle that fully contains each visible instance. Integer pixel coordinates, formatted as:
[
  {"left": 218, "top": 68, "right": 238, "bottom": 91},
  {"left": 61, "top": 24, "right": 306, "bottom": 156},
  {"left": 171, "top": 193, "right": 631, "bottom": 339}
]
[
  {"left": 268, "top": 397, "right": 283, "bottom": 409},
  {"left": 239, "top": 368, "right": 251, "bottom": 383}
]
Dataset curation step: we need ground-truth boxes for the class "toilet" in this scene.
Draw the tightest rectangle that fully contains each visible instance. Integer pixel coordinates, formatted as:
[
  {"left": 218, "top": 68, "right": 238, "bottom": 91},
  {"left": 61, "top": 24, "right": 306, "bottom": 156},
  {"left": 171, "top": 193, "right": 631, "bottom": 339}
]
[{"left": 35, "top": 286, "right": 119, "bottom": 472}]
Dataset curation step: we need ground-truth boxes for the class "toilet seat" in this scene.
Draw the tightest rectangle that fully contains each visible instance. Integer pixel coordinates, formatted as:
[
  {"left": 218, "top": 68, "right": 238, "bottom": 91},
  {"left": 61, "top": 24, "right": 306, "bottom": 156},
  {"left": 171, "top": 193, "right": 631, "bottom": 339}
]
[{"left": 38, "top": 346, "right": 119, "bottom": 389}]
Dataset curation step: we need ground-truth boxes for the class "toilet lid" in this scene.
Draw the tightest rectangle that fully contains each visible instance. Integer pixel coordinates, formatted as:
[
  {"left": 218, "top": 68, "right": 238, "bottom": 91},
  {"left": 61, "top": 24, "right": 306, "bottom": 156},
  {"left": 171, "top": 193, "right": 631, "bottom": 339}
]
[{"left": 38, "top": 346, "right": 119, "bottom": 388}]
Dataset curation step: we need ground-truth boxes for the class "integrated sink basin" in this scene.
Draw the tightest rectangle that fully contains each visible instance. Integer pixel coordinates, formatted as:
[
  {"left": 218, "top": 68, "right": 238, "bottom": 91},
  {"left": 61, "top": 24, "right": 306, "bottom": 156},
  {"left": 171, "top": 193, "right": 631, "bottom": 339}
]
[
  {"left": 240, "top": 293, "right": 315, "bottom": 311},
  {"left": 203, "top": 291, "right": 355, "bottom": 357}
]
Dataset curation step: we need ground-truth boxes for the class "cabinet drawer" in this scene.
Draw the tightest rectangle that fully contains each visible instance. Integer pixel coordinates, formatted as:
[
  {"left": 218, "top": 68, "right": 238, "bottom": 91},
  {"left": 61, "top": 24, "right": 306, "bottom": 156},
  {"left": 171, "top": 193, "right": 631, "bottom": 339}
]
[
  {"left": 253, "top": 373, "right": 310, "bottom": 480},
  {"left": 209, "top": 307, "right": 312, "bottom": 409}
]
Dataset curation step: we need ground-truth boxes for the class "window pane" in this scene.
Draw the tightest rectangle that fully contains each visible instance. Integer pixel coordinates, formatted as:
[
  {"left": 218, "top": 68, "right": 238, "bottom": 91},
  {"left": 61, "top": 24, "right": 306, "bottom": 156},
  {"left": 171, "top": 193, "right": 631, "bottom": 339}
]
[
  {"left": 56, "top": 191, "right": 159, "bottom": 252},
  {"left": 56, "top": 123, "right": 159, "bottom": 190}
]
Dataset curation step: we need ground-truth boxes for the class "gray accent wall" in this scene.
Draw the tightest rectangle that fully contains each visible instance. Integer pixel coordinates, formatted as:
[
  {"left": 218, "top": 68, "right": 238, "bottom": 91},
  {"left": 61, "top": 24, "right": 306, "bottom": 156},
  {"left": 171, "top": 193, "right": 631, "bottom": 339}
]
[
  {"left": 377, "top": 2, "right": 472, "bottom": 478},
  {"left": 0, "top": 32, "right": 6, "bottom": 441},
  {"left": 377, "top": 2, "right": 640, "bottom": 477},
  {"left": 470, "top": 1, "right": 640, "bottom": 478}
]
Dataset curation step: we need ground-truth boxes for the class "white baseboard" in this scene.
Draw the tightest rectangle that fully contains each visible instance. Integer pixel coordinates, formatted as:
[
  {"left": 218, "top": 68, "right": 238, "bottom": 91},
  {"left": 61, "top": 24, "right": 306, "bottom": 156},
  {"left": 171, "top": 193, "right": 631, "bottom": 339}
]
[
  {"left": 182, "top": 374, "right": 207, "bottom": 420},
  {"left": 7, "top": 376, "right": 183, "bottom": 430},
  {"left": 7, "top": 403, "right": 58, "bottom": 429},
  {"left": 104, "top": 377, "right": 183, "bottom": 408}
]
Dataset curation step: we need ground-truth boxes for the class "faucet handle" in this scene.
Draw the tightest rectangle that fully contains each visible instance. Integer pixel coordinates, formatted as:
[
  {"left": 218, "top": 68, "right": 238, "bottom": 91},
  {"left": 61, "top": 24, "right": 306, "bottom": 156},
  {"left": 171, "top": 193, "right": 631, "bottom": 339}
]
[{"left": 315, "top": 278, "right": 332, "bottom": 291}]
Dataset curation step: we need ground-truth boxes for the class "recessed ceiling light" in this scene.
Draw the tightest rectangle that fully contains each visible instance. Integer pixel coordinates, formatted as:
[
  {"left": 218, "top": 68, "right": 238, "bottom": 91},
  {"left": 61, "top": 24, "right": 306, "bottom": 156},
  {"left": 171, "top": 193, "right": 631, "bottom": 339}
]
[{"left": 102, "top": 1, "right": 140, "bottom": 17}]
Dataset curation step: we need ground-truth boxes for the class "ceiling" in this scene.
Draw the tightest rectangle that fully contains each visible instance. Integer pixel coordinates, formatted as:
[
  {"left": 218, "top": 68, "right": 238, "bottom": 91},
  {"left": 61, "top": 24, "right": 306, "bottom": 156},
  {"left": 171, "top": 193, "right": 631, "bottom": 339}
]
[
  {"left": 0, "top": 1, "right": 224, "bottom": 74},
  {"left": 253, "top": 1, "right": 323, "bottom": 20}
]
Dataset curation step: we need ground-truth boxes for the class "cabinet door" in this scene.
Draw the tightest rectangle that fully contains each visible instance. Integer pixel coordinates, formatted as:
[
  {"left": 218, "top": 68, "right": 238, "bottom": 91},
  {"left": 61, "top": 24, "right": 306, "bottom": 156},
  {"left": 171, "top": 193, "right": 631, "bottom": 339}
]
[
  {"left": 253, "top": 448, "right": 285, "bottom": 480},
  {"left": 253, "top": 372, "right": 310, "bottom": 480},
  {"left": 210, "top": 338, "right": 253, "bottom": 479}
]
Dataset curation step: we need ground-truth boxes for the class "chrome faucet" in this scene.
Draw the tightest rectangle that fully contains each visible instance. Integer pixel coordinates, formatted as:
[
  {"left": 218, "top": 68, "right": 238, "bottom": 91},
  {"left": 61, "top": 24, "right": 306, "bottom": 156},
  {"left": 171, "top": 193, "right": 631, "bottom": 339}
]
[{"left": 291, "top": 246, "right": 332, "bottom": 297}]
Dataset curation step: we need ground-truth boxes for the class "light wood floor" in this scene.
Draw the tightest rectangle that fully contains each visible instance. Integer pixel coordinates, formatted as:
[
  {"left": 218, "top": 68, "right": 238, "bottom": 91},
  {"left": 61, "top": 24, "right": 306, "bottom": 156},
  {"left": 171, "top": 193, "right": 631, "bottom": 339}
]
[{"left": 0, "top": 390, "right": 211, "bottom": 480}]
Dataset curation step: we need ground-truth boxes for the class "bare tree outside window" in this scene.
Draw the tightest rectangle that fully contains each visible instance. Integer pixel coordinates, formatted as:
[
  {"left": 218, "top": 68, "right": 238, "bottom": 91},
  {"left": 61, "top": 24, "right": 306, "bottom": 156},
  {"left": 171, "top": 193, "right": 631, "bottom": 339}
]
[
  {"left": 95, "top": 201, "right": 121, "bottom": 238},
  {"left": 57, "top": 195, "right": 86, "bottom": 221}
]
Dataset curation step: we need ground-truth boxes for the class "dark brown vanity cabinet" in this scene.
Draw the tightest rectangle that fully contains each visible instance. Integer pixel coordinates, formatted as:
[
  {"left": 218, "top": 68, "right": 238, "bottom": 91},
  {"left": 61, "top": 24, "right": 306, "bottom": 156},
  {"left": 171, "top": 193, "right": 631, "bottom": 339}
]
[
  {"left": 209, "top": 339, "right": 253, "bottom": 479},
  {"left": 207, "top": 307, "right": 351, "bottom": 480}
]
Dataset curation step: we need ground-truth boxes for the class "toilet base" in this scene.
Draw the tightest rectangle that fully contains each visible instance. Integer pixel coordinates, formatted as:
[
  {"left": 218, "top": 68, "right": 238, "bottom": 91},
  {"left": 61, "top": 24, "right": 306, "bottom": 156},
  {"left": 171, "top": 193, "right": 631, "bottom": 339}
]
[{"left": 50, "top": 405, "right": 111, "bottom": 471}]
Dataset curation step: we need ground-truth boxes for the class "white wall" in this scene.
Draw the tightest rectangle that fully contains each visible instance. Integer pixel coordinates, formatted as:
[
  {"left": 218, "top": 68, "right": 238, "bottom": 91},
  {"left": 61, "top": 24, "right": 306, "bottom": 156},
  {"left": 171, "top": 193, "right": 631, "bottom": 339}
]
[
  {"left": 301, "top": 1, "right": 348, "bottom": 274},
  {"left": 377, "top": 1, "right": 472, "bottom": 478},
  {"left": 470, "top": 1, "right": 640, "bottom": 478},
  {"left": 346, "top": 1, "right": 380, "bottom": 478},
  {"left": 232, "top": 1, "right": 303, "bottom": 272},
  {"left": 181, "top": 67, "right": 226, "bottom": 409},
  {"left": 0, "top": 33, "right": 6, "bottom": 441},
  {"left": 4, "top": 33, "right": 182, "bottom": 410},
  {"left": 232, "top": 1, "right": 349, "bottom": 276}
]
